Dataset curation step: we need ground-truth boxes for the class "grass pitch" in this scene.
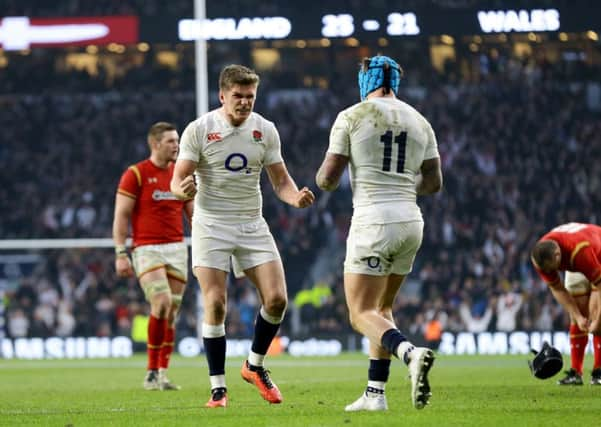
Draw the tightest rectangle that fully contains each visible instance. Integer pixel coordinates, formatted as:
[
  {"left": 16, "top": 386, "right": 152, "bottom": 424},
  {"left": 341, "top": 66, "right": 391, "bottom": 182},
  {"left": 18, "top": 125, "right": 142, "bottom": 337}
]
[{"left": 0, "top": 353, "right": 599, "bottom": 426}]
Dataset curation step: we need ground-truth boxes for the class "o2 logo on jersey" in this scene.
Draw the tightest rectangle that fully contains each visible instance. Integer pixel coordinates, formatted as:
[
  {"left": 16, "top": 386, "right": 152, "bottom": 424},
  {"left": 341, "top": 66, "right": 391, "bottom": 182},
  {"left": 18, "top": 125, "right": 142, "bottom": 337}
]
[{"left": 224, "top": 153, "right": 253, "bottom": 174}]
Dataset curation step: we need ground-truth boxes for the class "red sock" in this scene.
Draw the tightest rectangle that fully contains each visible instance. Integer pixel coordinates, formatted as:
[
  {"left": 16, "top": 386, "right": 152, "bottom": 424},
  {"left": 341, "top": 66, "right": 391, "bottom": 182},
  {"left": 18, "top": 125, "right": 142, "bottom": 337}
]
[
  {"left": 593, "top": 334, "right": 601, "bottom": 370},
  {"left": 159, "top": 326, "right": 175, "bottom": 370},
  {"left": 569, "top": 324, "right": 588, "bottom": 375},
  {"left": 147, "top": 315, "right": 167, "bottom": 371}
]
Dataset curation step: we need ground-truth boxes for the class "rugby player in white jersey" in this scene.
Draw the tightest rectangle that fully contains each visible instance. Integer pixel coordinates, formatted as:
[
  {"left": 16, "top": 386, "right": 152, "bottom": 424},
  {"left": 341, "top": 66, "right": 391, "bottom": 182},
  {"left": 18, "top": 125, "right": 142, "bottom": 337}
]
[
  {"left": 316, "top": 55, "right": 443, "bottom": 411},
  {"left": 170, "top": 64, "right": 315, "bottom": 408}
]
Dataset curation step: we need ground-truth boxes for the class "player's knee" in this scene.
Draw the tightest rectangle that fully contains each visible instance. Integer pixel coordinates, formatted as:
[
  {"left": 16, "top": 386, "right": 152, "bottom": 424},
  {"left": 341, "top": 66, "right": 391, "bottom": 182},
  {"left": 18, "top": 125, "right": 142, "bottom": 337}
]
[
  {"left": 144, "top": 279, "right": 172, "bottom": 316},
  {"left": 152, "top": 292, "right": 172, "bottom": 317},
  {"left": 204, "top": 290, "right": 227, "bottom": 320},
  {"left": 203, "top": 285, "right": 225, "bottom": 304},
  {"left": 264, "top": 294, "right": 287, "bottom": 316}
]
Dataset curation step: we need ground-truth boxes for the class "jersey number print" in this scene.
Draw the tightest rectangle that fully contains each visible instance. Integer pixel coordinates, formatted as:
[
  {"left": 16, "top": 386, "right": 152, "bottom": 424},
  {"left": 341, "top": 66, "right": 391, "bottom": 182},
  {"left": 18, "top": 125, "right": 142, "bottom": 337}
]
[{"left": 380, "top": 130, "right": 407, "bottom": 173}]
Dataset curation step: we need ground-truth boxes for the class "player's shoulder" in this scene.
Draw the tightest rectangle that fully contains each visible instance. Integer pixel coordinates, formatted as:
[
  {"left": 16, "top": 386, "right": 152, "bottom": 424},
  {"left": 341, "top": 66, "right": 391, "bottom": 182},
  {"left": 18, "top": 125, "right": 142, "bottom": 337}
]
[
  {"left": 249, "top": 111, "right": 276, "bottom": 129},
  {"left": 181, "top": 111, "right": 224, "bottom": 145},
  {"left": 247, "top": 112, "right": 278, "bottom": 140},
  {"left": 127, "top": 158, "right": 150, "bottom": 173},
  {"left": 184, "top": 112, "right": 210, "bottom": 131},
  {"left": 339, "top": 100, "right": 366, "bottom": 116},
  {"left": 133, "top": 159, "right": 155, "bottom": 176},
  {"left": 119, "top": 159, "right": 148, "bottom": 187},
  {"left": 395, "top": 98, "right": 432, "bottom": 127},
  {"left": 185, "top": 109, "right": 223, "bottom": 130}
]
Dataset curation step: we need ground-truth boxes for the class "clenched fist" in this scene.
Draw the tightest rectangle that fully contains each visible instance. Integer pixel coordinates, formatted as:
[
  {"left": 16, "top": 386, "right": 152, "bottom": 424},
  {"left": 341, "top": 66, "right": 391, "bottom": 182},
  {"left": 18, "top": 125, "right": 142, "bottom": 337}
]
[
  {"left": 179, "top": 175, "right": 197, "bottom": 199},
  {"left": 295, "top": 187, "right": 315, "bottom": 208}
]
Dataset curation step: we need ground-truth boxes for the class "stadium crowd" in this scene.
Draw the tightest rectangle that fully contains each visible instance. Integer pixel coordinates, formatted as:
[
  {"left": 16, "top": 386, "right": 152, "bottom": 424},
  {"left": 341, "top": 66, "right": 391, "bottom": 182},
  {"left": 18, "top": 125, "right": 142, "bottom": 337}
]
[{"left": 1, "top": 14, "right": 601, "bottom": 346}]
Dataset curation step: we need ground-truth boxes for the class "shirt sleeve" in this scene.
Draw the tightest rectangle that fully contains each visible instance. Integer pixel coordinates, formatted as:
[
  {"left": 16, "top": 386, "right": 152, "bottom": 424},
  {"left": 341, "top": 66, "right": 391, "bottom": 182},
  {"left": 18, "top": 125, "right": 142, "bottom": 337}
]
[
  {"left": 327, "top": 111, "right": 351, "bottom": 156},
  {"left": 572, "top": 246, "right": 601, "bottom": 288},
  {"left": 423, "top": 121, "right": 440, "bottom": 160},
  {"left": 178, "top": 121, "right": 202, "bottom": 162},
  {"left": 263, "top": 122, "right": 284, "bottom": 166},
  {"left": 117, "top": 167, "right": 140, "bottom": 199}
]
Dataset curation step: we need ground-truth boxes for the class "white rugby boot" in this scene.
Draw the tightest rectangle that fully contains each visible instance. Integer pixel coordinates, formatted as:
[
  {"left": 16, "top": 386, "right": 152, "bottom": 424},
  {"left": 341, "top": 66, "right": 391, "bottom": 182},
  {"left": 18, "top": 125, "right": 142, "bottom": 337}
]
[
  {"left": 345, "top": 390, "right": 388, "bottom": 412},
  {"left": 407, "top": 347, "right": 435, "bottom": 409}
]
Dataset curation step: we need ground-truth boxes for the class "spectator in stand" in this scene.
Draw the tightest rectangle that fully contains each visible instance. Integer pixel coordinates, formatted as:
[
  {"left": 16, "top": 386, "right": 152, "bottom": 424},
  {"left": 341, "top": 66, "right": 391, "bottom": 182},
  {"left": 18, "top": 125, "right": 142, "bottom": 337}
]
[
  {"left": 459, "top": 298, "right": 493, "bottom": 333},
  {"left": 495, "top": 291, "right": 523, "bottom": 332}
]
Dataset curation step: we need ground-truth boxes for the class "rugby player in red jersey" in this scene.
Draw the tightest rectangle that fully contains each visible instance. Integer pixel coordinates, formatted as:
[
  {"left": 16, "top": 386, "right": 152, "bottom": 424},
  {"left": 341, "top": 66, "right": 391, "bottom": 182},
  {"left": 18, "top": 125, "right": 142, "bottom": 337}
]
[
  {"left": 531, "top": 222, "right": 601, "bottom": 385},
  {"left": 113, "top": 122, "right": 193, "bottom": 390}
]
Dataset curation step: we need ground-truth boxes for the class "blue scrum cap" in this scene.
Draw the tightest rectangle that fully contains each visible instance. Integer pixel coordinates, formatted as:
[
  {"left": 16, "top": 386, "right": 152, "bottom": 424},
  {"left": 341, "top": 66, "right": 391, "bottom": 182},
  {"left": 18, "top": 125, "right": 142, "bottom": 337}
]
[{"left": 358, "top": 55, "right": 402, "bottom": 101}]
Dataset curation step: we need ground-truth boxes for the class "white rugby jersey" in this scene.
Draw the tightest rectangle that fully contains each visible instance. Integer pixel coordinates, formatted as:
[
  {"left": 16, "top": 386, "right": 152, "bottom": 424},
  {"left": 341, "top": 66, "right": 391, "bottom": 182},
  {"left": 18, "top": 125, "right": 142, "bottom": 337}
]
[
  {"left": 178, "top": 109, "right": 283, "bottom": 223},
  {"left": 327, "top": 97, "right": 439, "bottom": 225}
]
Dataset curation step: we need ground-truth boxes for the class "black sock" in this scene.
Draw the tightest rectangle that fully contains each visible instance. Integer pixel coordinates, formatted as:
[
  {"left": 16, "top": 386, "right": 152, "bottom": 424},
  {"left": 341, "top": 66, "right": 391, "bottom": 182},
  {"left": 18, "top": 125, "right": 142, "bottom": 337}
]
[
  {"left": 368, "top": 358, "right": 391, "bottom": 383},
  {"left": 251, "top": 312, "right": 281, "bottom": 356},
  {"left": 381, "top": 328, "right": 407, "bottom": 359},
  {"left": 203, "top": 336, "right": 226, "bottom": 376}
]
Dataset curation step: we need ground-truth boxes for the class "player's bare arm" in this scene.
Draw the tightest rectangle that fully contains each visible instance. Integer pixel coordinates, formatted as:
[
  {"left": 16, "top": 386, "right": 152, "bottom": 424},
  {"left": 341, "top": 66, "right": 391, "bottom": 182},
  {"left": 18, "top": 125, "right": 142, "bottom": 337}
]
[
  {"left": 171, "top": 159, "right": 198, "bottom": 200},
  {"left": 315, "top": 153, "right": 349, "bottom": 192},
  {"left": 112, "top": 193, "right": 135, "bottom": 277},
  {"left": 548, "top": 280, "right": 589, "bottom": 331},
  {"left": 265, "top": 162, "right": 315, "bottom": 208},
  {"left": 415, "top": 157, "right": 443, "bottom": 195}
]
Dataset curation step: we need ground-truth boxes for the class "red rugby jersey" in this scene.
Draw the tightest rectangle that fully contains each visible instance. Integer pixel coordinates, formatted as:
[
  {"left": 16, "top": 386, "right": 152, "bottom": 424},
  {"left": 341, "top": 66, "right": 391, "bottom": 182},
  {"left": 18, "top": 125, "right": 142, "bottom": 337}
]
[
  {"left": 117, "top": 159, "right": 185, "bottom": 248},
  {"left": 534, "top": 222, "right": 601, "bottom": 288}
]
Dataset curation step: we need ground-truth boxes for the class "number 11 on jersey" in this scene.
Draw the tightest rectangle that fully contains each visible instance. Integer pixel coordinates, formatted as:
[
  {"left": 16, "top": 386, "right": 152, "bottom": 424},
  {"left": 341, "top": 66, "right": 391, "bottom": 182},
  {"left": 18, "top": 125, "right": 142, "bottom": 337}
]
[{"left": 380, "top": 130, "right": 407, "bottom": 173}]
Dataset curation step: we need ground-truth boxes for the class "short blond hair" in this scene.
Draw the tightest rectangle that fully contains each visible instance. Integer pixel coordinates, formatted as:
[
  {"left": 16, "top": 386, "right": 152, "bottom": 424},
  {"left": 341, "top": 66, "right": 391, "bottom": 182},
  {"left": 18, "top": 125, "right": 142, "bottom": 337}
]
[{"left": 219, "top": 64, "right": 260, "bottom": 91}]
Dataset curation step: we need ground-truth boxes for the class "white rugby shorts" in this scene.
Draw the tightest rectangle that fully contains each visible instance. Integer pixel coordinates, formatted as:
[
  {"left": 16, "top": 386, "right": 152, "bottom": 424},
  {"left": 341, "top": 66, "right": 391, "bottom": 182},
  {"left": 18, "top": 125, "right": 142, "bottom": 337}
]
[
  {"left": 192, "top": 217, "right": 280, "bottom": 272},
  {"left": 132, "top": 241, "right": 188, "bottom": 282},
  {"left": 344, "top": 220, "right": 423, "bottom": 276},
  {"left": 564, "top": 271, "right": 591, "bottom": 296}
]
